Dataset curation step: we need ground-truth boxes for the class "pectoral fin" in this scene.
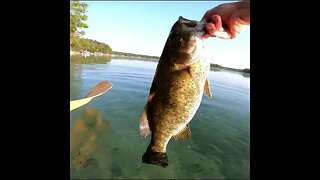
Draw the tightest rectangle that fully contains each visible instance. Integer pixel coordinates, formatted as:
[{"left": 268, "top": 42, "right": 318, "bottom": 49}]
[
  {"left": 204, "top": 78, "right": 212, "bottom": 99},
  {"left": 139, "top": 104, "right": 151, "bottom": 138},
  {"left": 187, "top": 68, "right": 200, "bottom": 94},
  {"left": 173, "top": 64, "right": 200, "bottom": 94},
  {"left": 172, "top": 124, "right": 191, "bottom": 140},
  {"left": 139, "top": 92, "right": 155, "bottom": 138}
]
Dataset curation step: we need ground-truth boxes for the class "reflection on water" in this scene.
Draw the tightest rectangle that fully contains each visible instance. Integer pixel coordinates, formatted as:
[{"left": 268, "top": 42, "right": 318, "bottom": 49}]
[
  {"left": 71, "top": 55, "right": 111, "bottom": 64},
  {"left": 70, "top": 107, "right": 121, "bottom": 178},
  {"left": 70, "top": 107, "right": 111, "bottom": 168},
  {"left": 242, "top": 73, "right": 250, "bottom": 78}
]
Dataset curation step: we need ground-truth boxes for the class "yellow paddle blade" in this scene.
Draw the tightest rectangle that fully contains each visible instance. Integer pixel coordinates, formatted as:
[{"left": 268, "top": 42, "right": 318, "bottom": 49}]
[
  {"left": 70, "top": 98, "right": 93, "bottom": 111},
  {"left": 70, "top": 80, "right": 113, "bottom": 111}
]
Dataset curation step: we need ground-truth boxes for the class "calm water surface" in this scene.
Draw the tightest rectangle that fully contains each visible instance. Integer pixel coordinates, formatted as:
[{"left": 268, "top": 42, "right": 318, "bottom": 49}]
[{"left": 70, "top": 56, "right": 250, "bottom": 179}]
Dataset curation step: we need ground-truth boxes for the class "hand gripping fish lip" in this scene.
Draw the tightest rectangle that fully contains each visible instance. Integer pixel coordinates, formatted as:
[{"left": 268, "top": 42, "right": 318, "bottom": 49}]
[{"left": 178, "top": 16, "right": 206, "bottom": 37}]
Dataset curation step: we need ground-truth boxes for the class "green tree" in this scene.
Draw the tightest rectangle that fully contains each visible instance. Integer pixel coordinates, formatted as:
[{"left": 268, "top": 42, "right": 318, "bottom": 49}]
[{"left": 70, "top": 1, "right": 88, "bottom": 46}]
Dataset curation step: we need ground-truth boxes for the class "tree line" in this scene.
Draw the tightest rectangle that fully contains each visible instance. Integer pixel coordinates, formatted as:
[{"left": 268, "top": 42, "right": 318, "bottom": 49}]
[
  {"left": 70, "top": 1, "right": 112, "bottom": 54},
  {"left": 71, "top": 38, "right": 112, "bottom": 54}
]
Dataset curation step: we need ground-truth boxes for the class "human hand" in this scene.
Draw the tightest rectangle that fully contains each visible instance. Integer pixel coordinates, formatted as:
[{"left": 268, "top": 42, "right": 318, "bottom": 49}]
[{"left": 201, "top": 1, "right": 250, "bottom": 39}]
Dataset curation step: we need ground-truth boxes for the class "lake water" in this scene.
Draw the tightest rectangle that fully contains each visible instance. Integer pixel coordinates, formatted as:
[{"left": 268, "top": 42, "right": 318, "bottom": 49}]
[{"left": 70, "top": 55, "right": 250, "bottom": 179}]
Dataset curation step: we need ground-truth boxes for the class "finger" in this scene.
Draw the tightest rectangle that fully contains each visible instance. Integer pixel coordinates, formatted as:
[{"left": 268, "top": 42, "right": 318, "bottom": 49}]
[
  {"left": 211, "top": 15, "right": 222, "bottom": 30},
  {"left": 214, "top": 31, "right": 232, "bottom": 39},
  {"left": 213, "top": 30, "right": 232, "bottom": 39},
  {"left": 229, "top": 12, "right": 247, "bottom": 38},
  {"left": 205, "top": 23, "right": 216, "bottom": 35},
  {"left": 201, "top": 9, "right": 215, "bottom": 22},
  {"left": 202, "top": 33, "right": 215, "bottom": 39},
  {"left": 202, "top": 34, "right": 210, "bottom": 39},
  {"left": 212, "top": 15, "right": 231, "bottom": 38}
]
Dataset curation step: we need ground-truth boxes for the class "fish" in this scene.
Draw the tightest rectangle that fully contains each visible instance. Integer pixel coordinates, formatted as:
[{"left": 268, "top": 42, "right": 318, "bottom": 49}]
[{"left": 139, "top": 16, "right": 213, "bottom": 168}]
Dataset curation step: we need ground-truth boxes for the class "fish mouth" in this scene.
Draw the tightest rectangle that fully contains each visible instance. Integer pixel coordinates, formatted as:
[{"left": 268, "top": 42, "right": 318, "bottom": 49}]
[
  {"left": 193, "top": 22, "right": 206, "bottom": 37},
  {"left": 178, "top": 16, "right": 205, "bottom": 38}
]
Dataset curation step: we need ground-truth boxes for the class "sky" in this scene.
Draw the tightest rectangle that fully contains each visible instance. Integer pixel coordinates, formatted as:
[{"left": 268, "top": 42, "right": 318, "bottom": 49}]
[{"left": 81, "top": 1, "right": 250, "bottom": 69}]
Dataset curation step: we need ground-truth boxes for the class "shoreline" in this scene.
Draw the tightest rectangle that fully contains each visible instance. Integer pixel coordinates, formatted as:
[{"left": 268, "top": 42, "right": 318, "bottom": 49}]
[
  {"left": 70, "top": 51, "right": 249, "bottom": 75},
  {"left": 70, "top": 50, "right": 159, "bottom": 61}
]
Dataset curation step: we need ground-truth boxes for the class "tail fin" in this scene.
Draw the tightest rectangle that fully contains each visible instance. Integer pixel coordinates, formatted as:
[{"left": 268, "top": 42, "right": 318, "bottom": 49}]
[{"left": 142, "top": 146, "right": 168, "bottom": 168}]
